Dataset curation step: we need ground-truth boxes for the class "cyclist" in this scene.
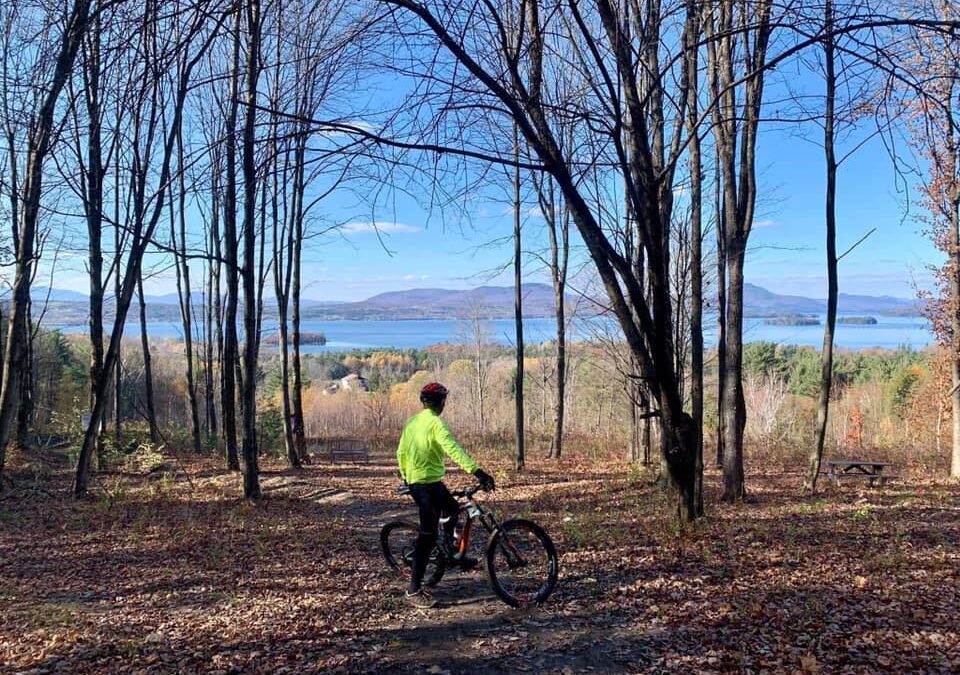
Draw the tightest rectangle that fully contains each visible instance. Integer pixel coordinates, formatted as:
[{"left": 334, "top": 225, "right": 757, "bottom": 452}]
[{"left": 397, "top": 382, "right": 495, "bottom": 608}]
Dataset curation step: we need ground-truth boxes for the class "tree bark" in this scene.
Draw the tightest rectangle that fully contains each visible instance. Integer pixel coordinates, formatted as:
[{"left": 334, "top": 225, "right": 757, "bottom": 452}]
[
  {"left": 707, "top": 0, "right": 773, "bottom": 502},
  {"left": 714, "top": 151, "right": 727, "bottom": 468},
  {"left": 513, "top": 122, "right": 525, "bottom": 472},
  {"left": 173, "top": 127, "right": 203, "bottom": 455},
  {"left": 290, "top": 132, "right": 307, "bottom": 462},
  {"left": 205, "top": 179, "right": 219, "bottom": 439},
  {"left": 16, "top": 306, "right": 34, "bottom": 450},
  {"left": 114, "top": 189, "right": 123, "bottom": 448},
  {"left": 273, "top": 104, "right": 299, "bottom": 468},
  {"left": 138, "top": 272, "right": 160, "bottom": 444},
  {"left": 82, "top": 20, "right": 107, "bottom": 467},
  {"left": 805, "top": 0, "right": 838, "bottom": 493},
  {"left": 240, "top": 0, "right": 262, "bottom": 499},
  {"left": 721, "top": 237, "right": 747, "bottom": 501},
  {"left": 684, "top": 0, "right": 705, "bottom": 516},
  {"left": 222, "top": 4, "right": 242, "bottom": 471},
  {"left": 545, "top": 194, "right": 568, "bottom": 460}
]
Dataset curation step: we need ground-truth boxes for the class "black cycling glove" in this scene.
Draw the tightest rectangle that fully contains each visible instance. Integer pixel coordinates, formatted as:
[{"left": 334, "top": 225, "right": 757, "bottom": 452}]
[{"left": 473, "top": 468, "right": 495, "bottom": 491}]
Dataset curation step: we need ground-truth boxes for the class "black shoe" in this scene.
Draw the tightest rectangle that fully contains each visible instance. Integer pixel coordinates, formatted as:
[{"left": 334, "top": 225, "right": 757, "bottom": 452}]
[
  {"left": 455, "top": 554, "right": 479, "bottom": 571},
  {"left": 404, "top": 589, "right": 437, "bottom": 609}
]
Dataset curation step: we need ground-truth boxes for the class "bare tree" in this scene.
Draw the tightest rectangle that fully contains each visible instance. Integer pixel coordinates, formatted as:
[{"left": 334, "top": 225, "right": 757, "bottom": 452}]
[
  {"left": 221, "top": 2, "right": 242, "bottom": 471},
  {"left": 0, "top": 0, "right": 94, "bottom": 487},
  {"left": 805, "top": 0, "right": 839, "bottom": 493},
  {"left": 137, "top": 270, "right": 160, "bottom": 443},
  {"left": 706, "top": 0, "right": 774, "bottom": 502},
  {"left": 74, "top": 0, "right": 226, "bottom": 496},
  {"left": 240, "top": 0, "right": 263, "bottom": 498},
  {"left": 171, "top": 121, "right": 203, "bottom": 455},
  {"left": 534, "top": 176, "right": 571, "bottom": 459}
]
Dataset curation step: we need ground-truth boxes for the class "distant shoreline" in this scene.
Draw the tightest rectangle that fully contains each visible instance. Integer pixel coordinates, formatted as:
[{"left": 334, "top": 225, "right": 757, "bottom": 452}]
[{"left": 48, "top": 314, "right": 934, "bottom": 352}]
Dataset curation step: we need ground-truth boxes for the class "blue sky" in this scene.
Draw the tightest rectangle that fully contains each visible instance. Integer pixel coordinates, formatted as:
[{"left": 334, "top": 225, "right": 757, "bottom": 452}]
[
  {"left": 282, "top": 127, "right": 939, "bottom": 303},
  {"left": 278, "top": 54, "right": 942, "bottom": 303},
  {"left": 38, "top": 124, "right": 933, "bottom": 305},
  {"left": 744, "top": 122, "right": 937, "bottom": 300},
  {"left": 22, "top": 33, "right": 943, "bottom": 306}
]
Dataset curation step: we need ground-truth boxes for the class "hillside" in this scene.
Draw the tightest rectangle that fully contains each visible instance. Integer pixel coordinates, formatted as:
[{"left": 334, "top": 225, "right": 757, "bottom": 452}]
[{"left": 14, "top": 282, "right": 919, "bottom": 325}]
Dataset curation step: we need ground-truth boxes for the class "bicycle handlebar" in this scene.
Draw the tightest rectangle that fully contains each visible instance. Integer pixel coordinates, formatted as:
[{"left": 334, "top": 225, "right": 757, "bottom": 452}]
[
  {"left": 396, "top": 482, "right": 489, "bottom": 499},
  {"left": 451, "top": 484, "right": 484, "bottom": 499}
]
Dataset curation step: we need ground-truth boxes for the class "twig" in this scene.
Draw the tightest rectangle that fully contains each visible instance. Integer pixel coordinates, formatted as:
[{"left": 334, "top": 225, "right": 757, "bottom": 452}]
[{"left": 838, "top": 227, "right": 877, "bottom": 261}]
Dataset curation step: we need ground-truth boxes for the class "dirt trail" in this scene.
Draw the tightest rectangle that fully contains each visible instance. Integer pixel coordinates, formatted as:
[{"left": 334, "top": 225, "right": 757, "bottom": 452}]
[{"left": 1, "top": 451, "right": 958, "bottom": 673}]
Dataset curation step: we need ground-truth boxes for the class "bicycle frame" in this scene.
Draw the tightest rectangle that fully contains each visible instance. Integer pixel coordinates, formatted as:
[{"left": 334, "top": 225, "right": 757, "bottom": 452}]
[
  {"left": 451, "top": 489, "right": 526, "bottom": 569},
  {"left": 453, "top": 497, "right": 492, "bottom": 555}
]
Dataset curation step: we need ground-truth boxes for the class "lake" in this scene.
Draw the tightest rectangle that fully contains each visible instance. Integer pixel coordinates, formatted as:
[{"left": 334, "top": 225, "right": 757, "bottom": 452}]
[{"left": 56, "top": 314, "right": 934, "bottom": 352}]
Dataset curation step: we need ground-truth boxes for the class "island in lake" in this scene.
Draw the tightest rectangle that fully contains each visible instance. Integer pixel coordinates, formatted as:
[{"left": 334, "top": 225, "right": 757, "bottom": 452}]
[
  {"left": 263, "top": 331, "right": 327, "bottom": 346},
  {"left": 837, "top": 316, "right": 878, "bottom": 325},
  {"left": 764, "top": 315, "right": 821, "bottom": 326}
]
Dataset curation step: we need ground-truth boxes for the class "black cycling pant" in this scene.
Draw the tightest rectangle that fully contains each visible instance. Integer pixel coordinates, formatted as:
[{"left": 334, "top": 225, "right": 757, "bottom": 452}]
[{"left": 408, "top": 481, "right": 459, "bottom": 592}]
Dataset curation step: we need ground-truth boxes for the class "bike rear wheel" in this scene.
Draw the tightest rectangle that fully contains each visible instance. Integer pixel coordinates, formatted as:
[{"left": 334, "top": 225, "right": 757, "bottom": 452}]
[
  {"left": 379, "top": 520, "right": 446, "bottom": 588},
  {"left": 485, "top": 519, "right": 558, "bottom": 607}
]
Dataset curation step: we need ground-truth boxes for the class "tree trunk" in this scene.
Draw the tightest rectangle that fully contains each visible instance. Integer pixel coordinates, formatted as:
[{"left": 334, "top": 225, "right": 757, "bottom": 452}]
[
  {"left": 114, "top": 197, "right": 123, "bottom": 448},
  {"left": 222, "top": 4, "right": 242, "bottom": 471},
  {"left": 273, "top": 117, "right": 299, "bottom": 469},
  {"left": 16, "top": 309, "right": 34, "bottom": 450},
  {"left": 722, "top": 237, "right": 747, "bottom": 501},
  {"left": 138, "top": 273, "right": 160, "bottom": 444},
  {"left": 543, "top": 187, "right": 569, "bottom": 461},
  {"left": 714, "top": 155, "right": 727, "bottom": 468},
  {"left": 174, "top": 129, "right": 203, "bottom": 455},
  {"left": 205, "top": 205, "right": 219, "bottom": 439},
  {"left": 805, "top": 0, "right": 838, "bottom": 493},
  {"left": 84, "top": 21, "right": 107, "bottom": 468},
  {"left": 290, "top": 135, "right": 307, "bottom": 462},
  {"left": 708, "top": 0, "right": 772, "bottom": 502},
  {"left": 684, "top": 0, "right": 705, "bottom": 516},
  {"left": 240, "top": 0, "right": 262, "bottom": 499},
  {"left": 513, "top": 123, "right": 525, "bottom": 472}
]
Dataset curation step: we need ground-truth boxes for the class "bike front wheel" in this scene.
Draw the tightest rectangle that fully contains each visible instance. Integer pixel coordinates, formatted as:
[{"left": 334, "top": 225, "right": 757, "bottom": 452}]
[
  {"left": 379, "top": 520, "right": 446, "bottom": 588},
  {"left": 485, "top": 519, "right": 558, "bottom": 607}
]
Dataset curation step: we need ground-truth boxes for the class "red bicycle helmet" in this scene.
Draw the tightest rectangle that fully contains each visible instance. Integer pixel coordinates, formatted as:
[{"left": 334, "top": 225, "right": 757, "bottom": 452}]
[{"left": 420, "top": 382, "right": 449, "bottom": 398}]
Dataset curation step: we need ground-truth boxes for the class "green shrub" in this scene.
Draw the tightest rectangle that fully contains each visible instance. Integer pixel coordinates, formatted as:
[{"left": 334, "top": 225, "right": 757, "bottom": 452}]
[
  {"left": 257, "top": 403, "right": 285, "bottom": 456},
  {"left": 884, "top": 365, "right": 924, "bottom": 418},
  {"left": 123, "top": 444, "right": 167, "bottom": 474},
  {"left": 743, "top": 341, "right": 787, "bottom": 379}
]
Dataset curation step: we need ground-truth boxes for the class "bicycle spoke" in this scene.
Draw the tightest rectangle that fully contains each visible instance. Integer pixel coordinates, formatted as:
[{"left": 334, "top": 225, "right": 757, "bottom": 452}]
[
  {"left": 381, "top": 521, "right": 446, "bottom": 587},
  {"left": 488, "top": 521, "right": 557, "bottom": 606}
]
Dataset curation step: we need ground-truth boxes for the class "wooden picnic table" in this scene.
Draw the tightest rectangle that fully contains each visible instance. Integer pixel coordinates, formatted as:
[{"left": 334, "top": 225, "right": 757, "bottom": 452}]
[
  {"left": 303, "top": 436, "right": 370, "bottom": 464},
  {"left": 823, "top": 459, "right": 894, "bottom": 487}
]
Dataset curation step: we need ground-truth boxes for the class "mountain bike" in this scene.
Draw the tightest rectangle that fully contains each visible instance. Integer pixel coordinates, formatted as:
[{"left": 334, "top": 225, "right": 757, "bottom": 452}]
[{"left": 380, "top": 484, "right": 559, "bottom": 607}]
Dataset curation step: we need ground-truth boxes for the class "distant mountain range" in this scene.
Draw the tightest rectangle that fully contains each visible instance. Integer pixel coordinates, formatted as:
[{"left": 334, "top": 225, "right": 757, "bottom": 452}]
[
  {"left": 742, "top": 283, "right": 918, "bottom": 317},
  {"left": 13, "top": 282, "right": 919, "bottom": 326},
  {"left": 300, "top": 285, "right": 561, "bottom": 320}
]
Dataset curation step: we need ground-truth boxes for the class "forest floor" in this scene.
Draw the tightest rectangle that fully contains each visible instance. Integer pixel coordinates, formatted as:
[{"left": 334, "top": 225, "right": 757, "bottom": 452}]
[{"left": 0, "top": 444, "right": 958, "bottom": 674}]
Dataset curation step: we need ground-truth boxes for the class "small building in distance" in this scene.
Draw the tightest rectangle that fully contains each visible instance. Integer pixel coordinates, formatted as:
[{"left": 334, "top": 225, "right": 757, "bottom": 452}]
[{"left": 340, "top": 373, "right": 368, "bottom": 392}]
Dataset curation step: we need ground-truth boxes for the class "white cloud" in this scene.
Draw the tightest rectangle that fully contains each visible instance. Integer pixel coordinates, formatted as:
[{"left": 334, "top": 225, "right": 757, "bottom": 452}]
[
  {"left": 754, "top": 219, "right": 778, "bottom": 228},
  {"left": 402, "top": 274, "right": 430, "bottom": 281},
  {"left": 341, "top": 221, "right": 420, "bottom": 234}
]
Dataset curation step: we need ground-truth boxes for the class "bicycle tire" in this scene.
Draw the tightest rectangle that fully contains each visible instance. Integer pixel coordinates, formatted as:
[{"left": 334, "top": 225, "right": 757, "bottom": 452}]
[
  {"left": 379, "top": 520, "right": 446, "bottom": 588},
  {"left": 485, "top": 518, "right": 558, "bottom": 607}
]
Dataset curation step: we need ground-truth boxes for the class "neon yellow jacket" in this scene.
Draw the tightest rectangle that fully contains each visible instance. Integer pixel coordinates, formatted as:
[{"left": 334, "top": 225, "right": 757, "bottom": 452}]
[{"left": 396, "top": 408, "right": 478, "bottom": 484}]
